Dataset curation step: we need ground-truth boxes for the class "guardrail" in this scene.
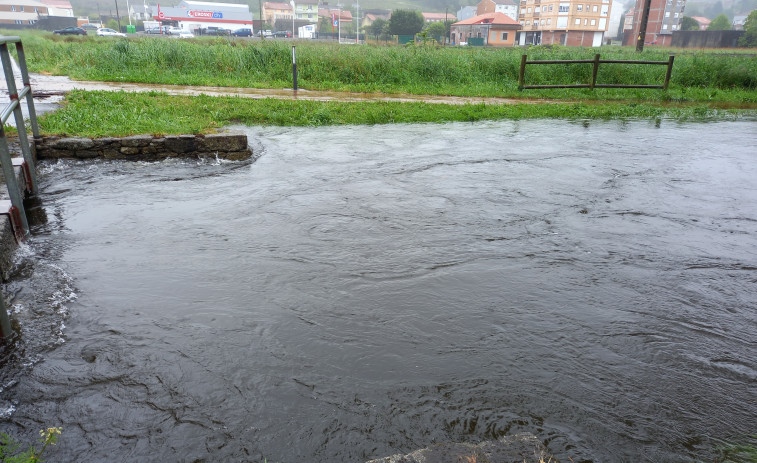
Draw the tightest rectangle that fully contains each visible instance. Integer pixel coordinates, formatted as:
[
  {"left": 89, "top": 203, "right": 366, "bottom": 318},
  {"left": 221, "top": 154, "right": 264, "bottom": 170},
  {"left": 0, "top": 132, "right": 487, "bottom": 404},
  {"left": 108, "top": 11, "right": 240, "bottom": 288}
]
[
  {"left": 0, "top": 35, "right": 40, "bottom": 340},
  {"left": 518, "top": 53, "right": 675, "bottom": 90}
]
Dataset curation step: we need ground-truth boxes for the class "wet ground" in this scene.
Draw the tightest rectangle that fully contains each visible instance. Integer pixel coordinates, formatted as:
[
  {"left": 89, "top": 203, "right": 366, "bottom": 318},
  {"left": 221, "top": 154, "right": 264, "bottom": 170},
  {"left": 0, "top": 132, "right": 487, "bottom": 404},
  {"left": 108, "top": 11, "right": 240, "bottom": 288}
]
[{"left": 1, "top": 119, "right": 755, "bottom": 462}]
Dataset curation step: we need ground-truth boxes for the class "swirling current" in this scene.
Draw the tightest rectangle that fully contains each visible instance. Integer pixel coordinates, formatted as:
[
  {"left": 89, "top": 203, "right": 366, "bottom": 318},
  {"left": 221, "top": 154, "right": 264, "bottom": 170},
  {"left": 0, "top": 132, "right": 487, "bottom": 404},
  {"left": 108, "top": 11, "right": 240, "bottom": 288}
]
[{"left": 0, "top": 119, "right": 755, "bottom": 462}]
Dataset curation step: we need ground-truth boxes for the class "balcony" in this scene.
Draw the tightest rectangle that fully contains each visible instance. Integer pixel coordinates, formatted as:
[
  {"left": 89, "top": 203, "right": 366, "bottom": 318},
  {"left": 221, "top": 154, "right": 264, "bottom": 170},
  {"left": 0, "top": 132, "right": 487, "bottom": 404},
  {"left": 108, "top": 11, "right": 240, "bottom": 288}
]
[{"left": 533, "top": 10, "right": 540, "bottom": 16}]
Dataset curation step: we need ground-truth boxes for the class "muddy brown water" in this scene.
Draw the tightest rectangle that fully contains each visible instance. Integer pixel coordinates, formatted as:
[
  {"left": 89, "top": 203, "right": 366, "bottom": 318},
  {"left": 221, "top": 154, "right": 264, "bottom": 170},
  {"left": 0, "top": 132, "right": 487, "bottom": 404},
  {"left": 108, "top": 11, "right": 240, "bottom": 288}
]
[{"left": 1, "top": 119, "right": 756, "bottom": 462}]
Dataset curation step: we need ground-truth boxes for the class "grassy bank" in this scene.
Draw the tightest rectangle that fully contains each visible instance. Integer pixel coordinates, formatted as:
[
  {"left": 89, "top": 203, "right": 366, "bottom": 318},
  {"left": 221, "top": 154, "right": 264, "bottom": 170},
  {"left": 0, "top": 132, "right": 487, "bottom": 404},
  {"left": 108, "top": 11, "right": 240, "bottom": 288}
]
[
  {"left": 11, "top": 30, "right": 757, "bottom": 104},
  {"left": 36, "top": 90, "right": 755, "bottom": 137}
]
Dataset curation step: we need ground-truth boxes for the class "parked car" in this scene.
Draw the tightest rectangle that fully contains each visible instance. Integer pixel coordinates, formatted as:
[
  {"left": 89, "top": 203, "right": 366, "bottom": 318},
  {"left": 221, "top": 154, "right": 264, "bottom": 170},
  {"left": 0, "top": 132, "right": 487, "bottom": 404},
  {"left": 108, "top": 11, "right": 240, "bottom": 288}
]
[
  {"left": 96, "top": 28, "right": 126, "bottom": 37},
  {"left": 167, "top": 26, "right": 183, "bottom": 35},
  {"left": 53, "top": 26, "right": 87, "bottom": 35},
  {"left": 80, "top": 23, "right": 101, "bottom": 30},
  {"left": 177, "top": 30, "right": 194, "bottom": 38},
  {"left": 256, "top": 30, "right": 273, "bottom": 37},
  {"left": 273, "top": 30, "right": 291, "bottom": 38},
  {"left": 231, "top": 28, "right": 253, "bottom": 37},
  {"left": 202, "top": 27, "right": 230, "bottom": 36}
]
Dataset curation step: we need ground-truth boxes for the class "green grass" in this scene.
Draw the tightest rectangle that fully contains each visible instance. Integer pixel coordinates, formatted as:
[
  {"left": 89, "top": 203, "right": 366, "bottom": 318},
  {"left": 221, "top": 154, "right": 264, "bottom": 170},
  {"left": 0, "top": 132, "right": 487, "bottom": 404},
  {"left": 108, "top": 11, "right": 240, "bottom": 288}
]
[
  {"left": 715, "top": 435, "right": 757, "bottom": 463},
  {"left": 36, "top": 90, "right": 756, "bottom": 137},
  {"left": 10, "top": 30, "right": 757, "bottom": 104}
]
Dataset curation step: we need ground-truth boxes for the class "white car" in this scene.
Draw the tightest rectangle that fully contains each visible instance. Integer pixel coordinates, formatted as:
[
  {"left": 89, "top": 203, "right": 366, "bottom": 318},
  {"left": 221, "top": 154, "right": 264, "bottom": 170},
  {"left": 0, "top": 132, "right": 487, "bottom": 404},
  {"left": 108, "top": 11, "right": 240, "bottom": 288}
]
[
  {"left": 177, "top": 30, "right": 194, "bottom": 38},
  {"left": 167, "top": 26, "right": 183, "bottom": 35},
  {"left": 96, "top": 28, "right": 126, "bottom": 37}
]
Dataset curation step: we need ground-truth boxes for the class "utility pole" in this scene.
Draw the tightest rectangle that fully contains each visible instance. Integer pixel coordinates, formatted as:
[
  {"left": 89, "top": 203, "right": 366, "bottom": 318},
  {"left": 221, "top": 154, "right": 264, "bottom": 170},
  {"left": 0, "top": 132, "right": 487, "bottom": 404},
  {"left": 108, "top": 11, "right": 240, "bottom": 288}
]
[
  {"left": 290, "top": 0, "right": 295, "bottom": 36},
  {"left": 337, "top": 3, "right": 341, "bottom": 43},
  {"left": 114, "top": 0, "right": 121, "bottom": 32},
  {"left": 355, "top": 0, "right": 359, "bottom": 43},
  {"left": 126, "top": 0, "right": 132, "bottom": 25},
  {"left": 635, "top": 0, "right": 652, "bottom": 52}
]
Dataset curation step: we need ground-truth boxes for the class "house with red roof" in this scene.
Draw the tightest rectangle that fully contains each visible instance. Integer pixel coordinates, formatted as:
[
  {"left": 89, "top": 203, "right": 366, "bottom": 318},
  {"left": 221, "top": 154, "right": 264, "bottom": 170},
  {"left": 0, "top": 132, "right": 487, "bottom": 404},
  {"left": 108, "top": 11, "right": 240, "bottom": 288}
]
[{"left": 451, "top": 12, "right": 522, "bottom": 46}]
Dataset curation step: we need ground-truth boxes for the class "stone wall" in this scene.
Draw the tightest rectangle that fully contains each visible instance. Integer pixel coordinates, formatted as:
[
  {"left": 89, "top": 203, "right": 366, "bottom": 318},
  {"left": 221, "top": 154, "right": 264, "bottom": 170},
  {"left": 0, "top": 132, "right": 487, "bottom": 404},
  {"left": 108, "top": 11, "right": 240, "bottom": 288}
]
[{"left": 34, "top": 133, "right": 253, "bottom": 161}]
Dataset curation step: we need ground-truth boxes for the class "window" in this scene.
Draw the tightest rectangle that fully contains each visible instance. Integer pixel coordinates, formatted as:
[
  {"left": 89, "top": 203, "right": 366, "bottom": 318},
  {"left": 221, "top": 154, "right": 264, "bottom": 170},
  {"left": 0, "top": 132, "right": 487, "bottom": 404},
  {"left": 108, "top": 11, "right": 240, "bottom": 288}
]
[
  {"left": 575, "top": 17, "right": 581, "bottom": 24},
  {"left": 10, "top": 5, "right": 15, "bottom": 11},
  {"left": 542, "top": 6, "right": 547, "bottom": 11},
  {"left": 527, "top": 7, "right": 532, "bottom": 13},
  {"left": 662, "top": 24, "right": 668, "bottom": 29},
  {"left": 547, "top": 18, "right": 551, "bottom": 24},
  {"left": 14, "top": 19, "right": 22, "bottom": 24},
  {"left": 526, "top": 20, "right": 530, "bottom": 25},
  {"left": 601, "top": 6, "right": 608, "bottom": 15},
  {"left": 520, "top": 20, "right": 525, "bottom": 25},
  {"left": 665, "top": 11, "right": 670, "bottom": 17},
  {"left": 593, "top": 5, "right": 598, "bottom": 12},
  {"left": 590, "top": 18, "right": 596, "bottom": 25},
  {"left": 674, "top": 12, "right": 678, "bottom": 17},
  {"left": 548, "top": 5, "right": 553, "bottom": 11},
  {"left": 584, "top": 18, "right": 588, "bottom": 24},
  {"left": 558, "top": 3, "right": 569, "bottom": 12},
  {"left": 20, "top": 6, "right": 24, "bottom": 11},
  {"left": 576, "top": 4, "right": 582, "bottom": 10},
  {"left": 307, "top": 4, "right": 312, "bottom": 9},
  {"left": 502, "top": 31, "right": 508, "bottom": 40}
]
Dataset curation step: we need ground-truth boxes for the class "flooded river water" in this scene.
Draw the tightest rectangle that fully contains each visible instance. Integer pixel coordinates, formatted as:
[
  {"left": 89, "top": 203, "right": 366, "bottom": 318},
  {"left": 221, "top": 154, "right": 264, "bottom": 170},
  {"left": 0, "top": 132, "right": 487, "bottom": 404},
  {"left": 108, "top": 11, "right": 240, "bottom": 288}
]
[{"left": 1, "top": 119, "right": 756, "bottom": 462}]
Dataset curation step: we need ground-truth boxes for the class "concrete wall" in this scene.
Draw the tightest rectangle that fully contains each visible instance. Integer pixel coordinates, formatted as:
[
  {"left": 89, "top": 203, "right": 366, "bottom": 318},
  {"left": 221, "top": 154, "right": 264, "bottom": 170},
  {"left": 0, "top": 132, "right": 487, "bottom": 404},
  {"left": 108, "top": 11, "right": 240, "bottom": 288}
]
[
  {"left": 35, "top": 133, "right": 253, "bottom": 161},
  {"left": 671, "top": 30, "right": 745, "bottom": 48}
]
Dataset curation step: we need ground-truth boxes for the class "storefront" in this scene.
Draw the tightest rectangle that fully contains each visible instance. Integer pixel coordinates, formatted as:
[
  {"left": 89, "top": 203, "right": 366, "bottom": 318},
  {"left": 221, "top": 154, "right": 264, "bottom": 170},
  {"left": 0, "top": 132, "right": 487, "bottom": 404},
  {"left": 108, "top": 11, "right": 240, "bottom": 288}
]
[{"left": 153, "top": 0, "right": 253, "bottom": 33}]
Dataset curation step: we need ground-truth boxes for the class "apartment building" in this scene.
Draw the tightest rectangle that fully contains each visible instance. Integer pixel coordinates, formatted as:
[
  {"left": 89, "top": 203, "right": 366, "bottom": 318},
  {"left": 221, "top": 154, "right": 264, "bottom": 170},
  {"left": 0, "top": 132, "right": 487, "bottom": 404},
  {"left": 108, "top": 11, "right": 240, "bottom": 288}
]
[
  {"left": 622, "top": 0, "right": 685, "bottom": 46},
  {"left": 477, "top": 0, "right": 519, "bottom": 21},
  {"left": 517, "top": 0, "right": 612, "bottom": 46},
  {"left": 0, "top": 0, "right": 48, "bottom": 25}
]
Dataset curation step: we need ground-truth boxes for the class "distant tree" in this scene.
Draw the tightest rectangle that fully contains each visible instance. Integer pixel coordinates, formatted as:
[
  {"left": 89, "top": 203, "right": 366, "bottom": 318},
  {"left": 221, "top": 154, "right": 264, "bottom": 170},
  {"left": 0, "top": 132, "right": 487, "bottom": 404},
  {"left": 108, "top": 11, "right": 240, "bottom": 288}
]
[
  {"left": 707, "top": 13, "right": 732, "bottom": 30},
  {"left": 367, "top": 18, "right": 388, "bottom": 40},
  {"left": 738, "top": 9, "right": 757, "bottom": 46},
  {"left": 389, "top": 9, "right": 424, "bottom": 36},
  {"left": 424, "top": 21, "right": 446, "bottom": 42},
  {"left": 681, "top": 16, "right": 701, "bottom": 30}
]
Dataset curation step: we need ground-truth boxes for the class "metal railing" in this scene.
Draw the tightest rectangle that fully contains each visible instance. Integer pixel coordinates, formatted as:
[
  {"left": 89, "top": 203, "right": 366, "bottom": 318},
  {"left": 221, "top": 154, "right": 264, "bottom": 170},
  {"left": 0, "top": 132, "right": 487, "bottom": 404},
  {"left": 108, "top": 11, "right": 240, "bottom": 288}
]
[
  {"left": 518, "top": 53, "right": 675, "bottom": 90},
  {"left": 0, "top": 35, "right": 40, "bottom": 339},
  {"left": 0, "top": 35, "right": 39, "bottom": 237}
]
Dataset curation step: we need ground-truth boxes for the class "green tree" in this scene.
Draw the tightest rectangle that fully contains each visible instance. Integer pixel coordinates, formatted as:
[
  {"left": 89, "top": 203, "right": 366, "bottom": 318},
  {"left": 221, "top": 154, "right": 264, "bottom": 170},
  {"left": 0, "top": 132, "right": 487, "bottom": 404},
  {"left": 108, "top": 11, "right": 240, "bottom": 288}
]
[
  {"left": 707, "top": 13, "right": 732, "bottom": 30},
  {"left": 738, "top": 9, "right": 757, "bottom": 46},
  {"left": 681, "top": 16, "right": 701, "bottom": 30},
  {"left": 367, "top": 18, "right": 388, "bottom": 40},
  {"left": 389, "top": 9, "right": 424, "bottom": 36},
  {"left": 424, "top": 21, "right": 446, "bottom": 42}
]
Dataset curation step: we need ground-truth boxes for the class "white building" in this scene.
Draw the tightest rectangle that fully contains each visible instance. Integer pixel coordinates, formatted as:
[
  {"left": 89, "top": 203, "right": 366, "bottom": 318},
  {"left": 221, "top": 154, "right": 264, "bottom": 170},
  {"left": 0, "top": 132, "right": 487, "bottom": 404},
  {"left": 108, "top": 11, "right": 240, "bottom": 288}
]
[{"left": 154, "top": 0, "right": 253, "bottom": 33}]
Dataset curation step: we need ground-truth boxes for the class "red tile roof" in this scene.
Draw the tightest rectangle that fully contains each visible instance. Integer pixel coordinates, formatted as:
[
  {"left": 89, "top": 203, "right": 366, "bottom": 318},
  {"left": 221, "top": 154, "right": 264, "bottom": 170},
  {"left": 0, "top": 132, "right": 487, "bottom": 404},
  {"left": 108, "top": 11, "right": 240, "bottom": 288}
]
[{"left": 453, "top": 12, "right": 519, "bottom": 26}]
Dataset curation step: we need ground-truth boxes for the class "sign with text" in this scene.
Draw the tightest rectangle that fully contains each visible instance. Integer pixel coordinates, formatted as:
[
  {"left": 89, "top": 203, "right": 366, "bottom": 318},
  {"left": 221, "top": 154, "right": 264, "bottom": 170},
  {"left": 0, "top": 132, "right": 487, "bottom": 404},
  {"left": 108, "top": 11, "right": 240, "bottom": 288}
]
[{"left": 187, "top": 10, "right": 223, "bottom": 18}]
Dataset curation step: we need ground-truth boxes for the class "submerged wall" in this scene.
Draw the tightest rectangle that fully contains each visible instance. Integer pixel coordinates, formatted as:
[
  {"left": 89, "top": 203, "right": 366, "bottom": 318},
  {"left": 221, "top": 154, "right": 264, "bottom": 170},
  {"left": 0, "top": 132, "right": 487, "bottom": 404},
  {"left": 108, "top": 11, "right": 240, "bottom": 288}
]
[{"left": 34, "top": 133, "right": 253, "bottom": 161}]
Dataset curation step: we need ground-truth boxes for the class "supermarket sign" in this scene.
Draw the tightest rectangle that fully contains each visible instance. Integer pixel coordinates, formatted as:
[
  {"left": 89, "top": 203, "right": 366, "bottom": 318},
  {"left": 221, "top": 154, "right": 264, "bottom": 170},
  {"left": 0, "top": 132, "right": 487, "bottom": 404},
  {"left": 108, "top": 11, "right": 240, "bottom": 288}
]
[{"left": 187, "top": 10, "right": 223, "bottom": 18}]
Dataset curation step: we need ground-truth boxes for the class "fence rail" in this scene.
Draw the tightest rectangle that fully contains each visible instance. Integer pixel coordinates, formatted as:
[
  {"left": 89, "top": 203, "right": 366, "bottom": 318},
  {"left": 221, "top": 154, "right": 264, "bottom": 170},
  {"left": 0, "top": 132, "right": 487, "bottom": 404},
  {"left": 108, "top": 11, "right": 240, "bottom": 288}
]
[{"left": 518, "top": 53, "right": 675, "bottom": 90}]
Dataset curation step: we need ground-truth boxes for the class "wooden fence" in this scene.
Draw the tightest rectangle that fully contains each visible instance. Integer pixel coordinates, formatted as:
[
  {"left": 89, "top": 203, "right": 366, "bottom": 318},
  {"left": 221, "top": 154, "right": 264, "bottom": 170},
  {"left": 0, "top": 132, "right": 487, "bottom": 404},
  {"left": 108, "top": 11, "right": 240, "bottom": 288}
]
[{"left": 518, "top": 53, "right": 675, "bottom": 90}]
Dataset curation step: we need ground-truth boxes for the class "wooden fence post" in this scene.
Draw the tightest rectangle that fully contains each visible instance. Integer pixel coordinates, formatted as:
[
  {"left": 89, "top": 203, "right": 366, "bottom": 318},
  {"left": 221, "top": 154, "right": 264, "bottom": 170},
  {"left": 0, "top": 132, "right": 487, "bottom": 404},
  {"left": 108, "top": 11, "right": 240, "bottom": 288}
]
[
  {"left": 663, "top": 55, "right": 675, "bottom": 90},
  {"left": 518, "top": 54, "right": 527, "bottom": 90},
  {"left": 590, "top": 54, "right": 600, "bottom": 90}
]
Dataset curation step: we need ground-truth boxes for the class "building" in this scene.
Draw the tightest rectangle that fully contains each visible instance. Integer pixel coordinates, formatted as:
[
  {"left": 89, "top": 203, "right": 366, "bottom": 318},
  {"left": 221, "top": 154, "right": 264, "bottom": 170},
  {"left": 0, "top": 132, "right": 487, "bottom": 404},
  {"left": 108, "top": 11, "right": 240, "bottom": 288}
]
[
  {"left": 518, "top": 0, "right": 613, "bottom": 46},
  {"left": 422, "top": 12, "right": 455, "bottom": 23},
  {"left": 690, "top": 15, "right": 710, "bottom": 30},
  {"left": 732, "top": 14, "right": 747, "bottom": 30},
  {"left": 153, "top": 0, "right": 253, "bottom": 33},
  {"left": 605, "top": 0, "right": 623, "bottom": 37},
  {"left": 451, "top": 12, "right": 522, "bottom": 45},
  {"left": 40, "top": 0, "right": 72, "bottom": 16},
  {"left": 361, "top": 12, "right": 388, "bottom": 29},
  {"left": 130, "top": 4, "right": 153, "bottom": 21},
  {"left": 622, "top": 0, "right": 685, "bottom": 46},
  {"left": 477, "top": 0, "right": 519, "bottom": 21},
  {"left": 456, "top": 5, "right": 477, "bottom": 21},
  {"left": 262, "top": 1, "right": 291, "bottom": 25},
  {"left": 0, "top": 0, "right": 47, "bottom": 25},
  {"left": 293, "top": 0, "right": 318, "bottom": 23}
]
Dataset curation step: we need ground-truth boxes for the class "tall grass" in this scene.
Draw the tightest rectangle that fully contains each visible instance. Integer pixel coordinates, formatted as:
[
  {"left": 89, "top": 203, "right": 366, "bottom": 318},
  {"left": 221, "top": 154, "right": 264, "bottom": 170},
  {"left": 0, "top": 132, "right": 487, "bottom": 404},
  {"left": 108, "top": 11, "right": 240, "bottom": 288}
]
[{"left": 10, "top": 30, "right": 756, "bottom": 101}]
